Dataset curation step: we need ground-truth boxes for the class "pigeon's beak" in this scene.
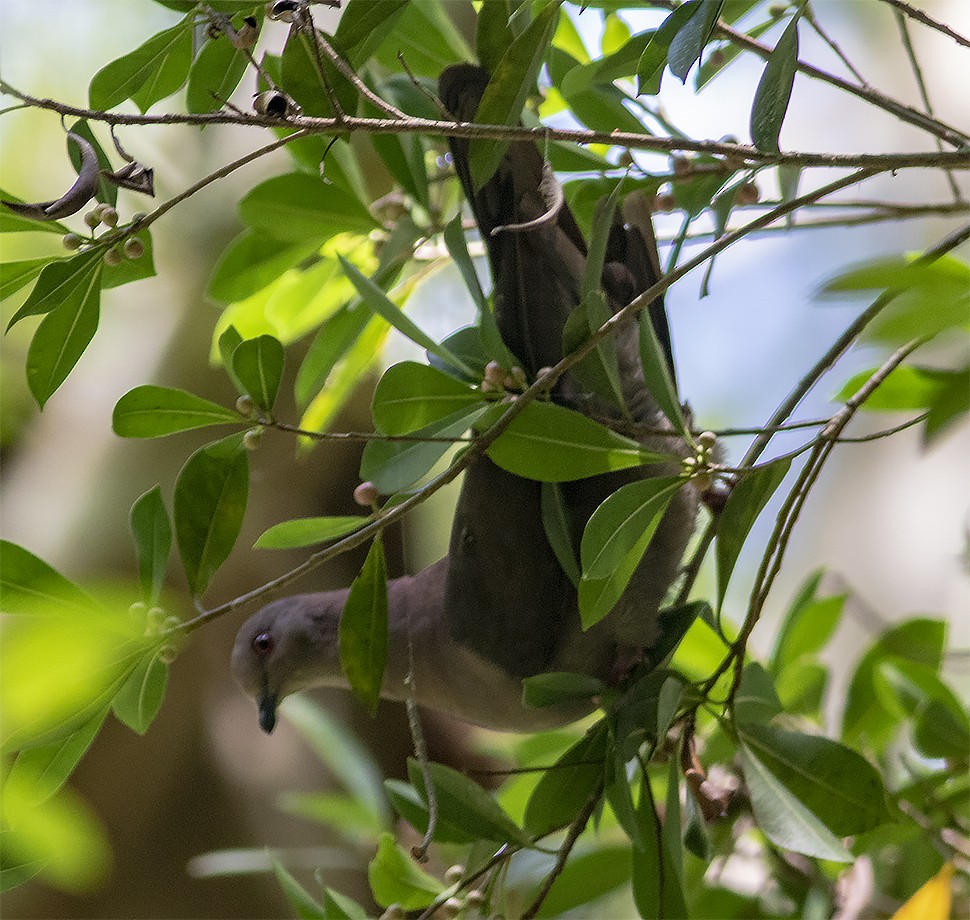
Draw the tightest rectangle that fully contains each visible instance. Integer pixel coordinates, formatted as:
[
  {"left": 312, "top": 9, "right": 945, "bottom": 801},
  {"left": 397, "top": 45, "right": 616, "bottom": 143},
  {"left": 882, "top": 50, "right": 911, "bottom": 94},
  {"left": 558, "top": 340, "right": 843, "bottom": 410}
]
[{"left": 257, "top": 689, "right": 278, "bottom": 734}]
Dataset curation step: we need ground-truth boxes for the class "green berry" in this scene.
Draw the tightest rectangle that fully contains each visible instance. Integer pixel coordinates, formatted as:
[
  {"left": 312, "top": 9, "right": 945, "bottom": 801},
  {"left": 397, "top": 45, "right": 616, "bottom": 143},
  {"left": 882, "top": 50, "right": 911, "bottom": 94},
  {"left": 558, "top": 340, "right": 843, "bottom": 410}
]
[
  {"left": 84, "top": 210, "right": 100, "bottom": 229},
  {"left": 235, "top": 395, "right": 255, "bottom": 417},
  {"left": 124, "top": 237, "right": 145, "bottom": 259},
  {"left": 243, "top": 427, "right": 263, "bottom": 451},
  {"left": 63, "top": 232, "right": 83, "bottom": 251},
  {"left": 103, "top": 247, "right": 123, "bottom": 267}
]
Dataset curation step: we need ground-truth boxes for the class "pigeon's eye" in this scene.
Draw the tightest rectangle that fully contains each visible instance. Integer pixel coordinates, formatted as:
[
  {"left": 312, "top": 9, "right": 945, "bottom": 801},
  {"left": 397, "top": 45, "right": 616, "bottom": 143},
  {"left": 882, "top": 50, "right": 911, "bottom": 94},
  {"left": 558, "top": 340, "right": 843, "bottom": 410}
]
[{"left": 252, "top": 632, "right": 274, "bottom": 655}]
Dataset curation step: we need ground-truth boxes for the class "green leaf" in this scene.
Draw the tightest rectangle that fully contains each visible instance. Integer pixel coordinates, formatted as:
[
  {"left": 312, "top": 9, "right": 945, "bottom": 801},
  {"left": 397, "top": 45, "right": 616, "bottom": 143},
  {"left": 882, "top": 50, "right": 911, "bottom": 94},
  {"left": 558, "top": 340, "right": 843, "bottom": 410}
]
[
  {"left": 631, "top": 773, "right": 689, "bottom": 919},
  {"left": 733, "top": 662, "right": 782, "bottom": 724},
  {"left": 295, "top": 303, "right": 373, "bottom": 408},
  {"left": 373, "top": 0, "right": 471, "bottom": 76},
  {"left": 89, "top": 17, "right": 194, "bottom": 112},
  {"left": 532, "top": 845, "right": 632, "bottom": 919},
  {"left": 208, "top": 230, "right": 321, "bottom": 304},
  {"left": 540, "top": 482, "right": 581, "bottom": 586},
  {"left": 280, "top": 26, "right": 357, "bottom": 119},
  {"left": 563, "top": 290, "right": 626, "bottom": 413},
  {"left": 775, "top": 660, "right": 827, "bottom": 716},
  {"left": 372, "top": 362, "right": 481, "bottom": 435},
  {"left": 842, "top": 617, "right": 946, "bottom": 748},
  {"left": 524, "top": 720, "right": 607, "bottom": 837},
  {"left": 750, "top": 11, "right": 801, "bottom": 152},
  {"left": 0, "top": 258, "right": 56, "bottom": 302},
  {"left": 339, "top": 256, "right": 471, "bottom": 376},
  {"left": 255, "top": 516, "right": 368, "bottom": 550},
  {"left": 637, "top": 3, "right": 698, "bottom": 95},
  {"left": 113, "top": 385, "right": 240, "bottom": 438},
  {"left": 578, "top": 522, "right": 655, "bottom": 630},
  {"left": 581, "top": 475, "right": 683, "bottom": 580},
  {"left": 443, "top": 213, "right": 487, "bottom": 313},
  {"left": 820, "top": 254, "right": 970, "bottom": 347},
  {"left": 738, "top": 739, "right": 852, "bottom": 862},
  {"left": 521, "top": 672, "right": 606, "bottom": 708},
  {"left": 0, "top": 541, "right": 93, "bottom": 615},
  {"left": 173, "top": 433, "right": 249, "bottom": 597},
  {"left": 335, "top": 0, "right": 409, "bottom": 65},
  {"left": 100, "top": 229, "right": 156, "bottom": 290},
  {"left": 409, "top": 759, "right": 532, "bottom": 847},
  {"left": 25, "top": 263, "right": 102, "bottom": 409},
  {"left": 487, "top": 401, "right": 665, "bottom": 482},
  {"left": 111, "top": 650, "right": 168, "bottom": 735},
  {"left": 737, "top": 722, "right": 892, "bottom": 835},
  {"left": 695, "top": 20, "right": 775, "bottom": 89},
  {"left": 468, "top": 0, "right": 562, "bottom": 188},
  {"left": 384, "top": 779, "right": 477, "bottom": 845},
  {"left": 640, "top": 308, "right": 688, "bottom": 433},
  {"left": 668, "top": 0, "right": 724, "bottom": 82},
  {"left": 5, "top": 708, "right": 108, "bottom": 806},
  {"left": 771, "top": 578, "right": 845, "bottom": 674},
  {"left": 281, "top": 694, "right": 389, "bottom": 824},
  {"left": 231, "top": 334, "right": 284, "bottom": 413},
  {"left": 239, "top": 174, "right": 377, "bottom": 244},
  {"left": 368, "top": 833, "right": 443, "bottom": 910},
  {"left": 476, "top": 0, "right": 517, "bottom": 72},
  {"left": 272, "top": 860, "right": 327, "bottom": 920},
  {"left": 321, "top": 888, "right": 368, "bottom": 920},
  {"left": 338, "top": 538, "right": 388, "bottom": 717},
  {"left": 129, "top": 486, "right": 172, "bottom": 606},
  {"left": 279, "top": 791, "right": 386, "bottom": 844},
  {"left": 7, "top": 249, "right": 102, "bottom": 331},
  {"left": 716, "top": 457, "right": 791, "bottom": 608},
  {"left": 360, "top": 404, "right": 487, "bottom": 494},
  {"left": 0, "top": 187, "right": 70, "bottom": 235},
  {"left": 186, "top": 22, "right": 255, "bottom": 114}
]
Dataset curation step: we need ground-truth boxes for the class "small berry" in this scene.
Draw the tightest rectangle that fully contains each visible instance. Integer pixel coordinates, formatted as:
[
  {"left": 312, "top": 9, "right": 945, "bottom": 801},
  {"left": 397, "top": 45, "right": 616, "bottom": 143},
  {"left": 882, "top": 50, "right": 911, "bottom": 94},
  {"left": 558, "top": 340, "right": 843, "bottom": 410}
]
[
  {"left": 697, "top": 431, "right": 717, "bottom": 449},
  {"left": 484, "top": 360, "right": 504, "bottom": 386},
  {"left": 130, "top": 211, "right": 148, "bottom": 224},
  {"left": 98, "top": 205, "right": 119, "bottom": 227},
  {"left": 379, "top": 906, "right": 405, "bottom": 920},
  {"left": 691, "top": 471, "right": 714, "bottom": 492},
  {"left": 353, "top": 481, "right": 379, "bottom": 507},
  {"left": 84, "top": 210, "right": 100, "bottom": 229},
  {"left": 652, "top": 192, "right": 675, "bottom": 213},
  {"left": 158, "top": 645, "right": 179, "bottom": 665},
  {"left": 441, "top": 898, "right": 463, "bottom": 919},
  {"left": 769, "top": 2, "right": 788, "bottom": 18},
  {"left": 243, "top": 427, "right": 263, "bottom": 451},
  {"left": 671, "top": 155, "right": 691, "bottom": 176},
  {"left": 466, "top": 890, "right": 486, "bottom": 908},
  {"left": 128, "top": 601, "right": 147, "bottom": 619},
  {"left": 235, "top": 395, "right": 256, "bottom": 417},
  {"left": 444, "top": 864, "right": 465, "bottom": 884},
  {"left": 62, "top": 232, "right": 83, "bottom": 251},
  {"left": 103, "top": 247, "right": 123, "bottom": 267},
  {"left": 124, "top": 237, "right": 145, "bottom": 259},
  {"left": 162, "top": 615, "right": 181, "bottom": 631}
]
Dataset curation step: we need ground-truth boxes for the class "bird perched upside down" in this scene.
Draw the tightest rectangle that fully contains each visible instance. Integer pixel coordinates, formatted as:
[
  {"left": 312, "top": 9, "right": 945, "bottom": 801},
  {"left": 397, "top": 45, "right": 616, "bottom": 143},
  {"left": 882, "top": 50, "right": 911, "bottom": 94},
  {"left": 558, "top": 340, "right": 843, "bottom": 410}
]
[{"left": 232, "top": 64, "right": 699, "bottom": 734}]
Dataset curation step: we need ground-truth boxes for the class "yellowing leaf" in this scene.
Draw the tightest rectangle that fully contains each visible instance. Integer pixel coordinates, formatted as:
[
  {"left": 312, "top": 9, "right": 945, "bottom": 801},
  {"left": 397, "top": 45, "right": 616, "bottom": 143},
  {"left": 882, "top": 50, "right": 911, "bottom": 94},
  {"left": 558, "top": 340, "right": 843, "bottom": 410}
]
[{"left": 891, "top": 863, "right": 954, "bottom": 920}]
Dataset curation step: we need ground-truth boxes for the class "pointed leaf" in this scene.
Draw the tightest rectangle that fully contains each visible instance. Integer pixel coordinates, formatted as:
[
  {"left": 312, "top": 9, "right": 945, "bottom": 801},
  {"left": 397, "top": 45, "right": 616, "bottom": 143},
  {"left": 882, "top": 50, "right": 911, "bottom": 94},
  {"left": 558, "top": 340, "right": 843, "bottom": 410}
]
[
  {"left": 733, "top": 662, "right": 782, "bottom": 724},
  {"left": 468, "top": 0, "right": 562, "bottom": 188},
  {"left": 640, "top": 309, "right": 687, "bottom": 433},
  {"left": 367, "top": 833, "right": 443, "bottom": 910},
  {"left": 522, "top": 672, "right": 606, "bottom": 709},
  {"left": 338, "top": 538, "right": 388, "bottom": 716},
  {"left": 25, "top": 265, "right": 102, "bottom": 408},
  {"left": 0, "top": 541, "right": 93, "bottom": 615},
  {"left": 632, "top": 773, "right": 689, "bottom": 919},
  {"left": 739, "top": 739, "right": 852, "bottom": 861},
  {"left": 255, "top": 516, "right": 368, "bottom": 550},
  {"left": 89, "top": 17, "right": 194, "bottom": 112},
  {"left": 541, "top": 481, "right": 581, "bottom": 586},
  {"left": 0, "top": 258, "right": 56, "bottom": 301},
  {"left": 339, "top": 256, "right": 471, "bottom": 376},
  {"left": 186, "top": 23, "right": 255, "bottom": 114},
  {"left": 487, "top": 401, "right": 667, "bottom": 483},
  {"left": 738, "top": 722, "right": 892, "bottom": 835},
  {"left": 111, "top": 650, "right": 168, "bottom": 735},
  {"left": 173, "top": 433, "right": 249, "bottom": 596},
  {"left": 578, "top": 523, "right": 655, "bottom": 630},
  {"left": 750, "top": 11, "right": 801, "bottom": 152},
  {"left": 113, "top": 385, "right": 240, "bottom": 438},
  {"left": 581, "top": 475, "right": 683, "bottom": 580},
  {"left": 668, "top": 0, "right": 724, "bottom": 81},
  {"left": 335, "top": 0, "right": 409, "bottom": 66},
  {"left": 231, "top": 334, "right": 284, "bottom": 413},
  {"left": 637, "top": 3, "right": 699, "bottom": 95},
  {"left": 272, "top": 860, "right": 327, "bottom": 920},
  {"left": 372, "top": 361, "right": 481, "bottom": 435},
  {"left": 7, "top": 249, "right": 102, "bottom": 331},
  {"left": 129, "top": 486, "right": 171, "bottom": 606},
  {"left": 716, "top": 457, "right": 791, "bottom": 608}
]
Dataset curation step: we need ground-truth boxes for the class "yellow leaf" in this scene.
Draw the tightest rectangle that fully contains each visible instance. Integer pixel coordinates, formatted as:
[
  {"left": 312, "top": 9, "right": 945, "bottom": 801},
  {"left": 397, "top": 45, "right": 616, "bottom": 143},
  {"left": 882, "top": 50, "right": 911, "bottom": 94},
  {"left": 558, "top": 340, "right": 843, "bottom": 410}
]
[{"left": 892, "top": 863, "right": 954, "bottom": 920}]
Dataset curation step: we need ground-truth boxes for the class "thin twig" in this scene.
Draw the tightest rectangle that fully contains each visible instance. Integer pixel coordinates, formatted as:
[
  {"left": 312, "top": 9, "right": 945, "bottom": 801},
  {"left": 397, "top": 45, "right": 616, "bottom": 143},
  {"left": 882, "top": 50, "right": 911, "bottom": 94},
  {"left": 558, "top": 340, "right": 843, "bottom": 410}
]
[
  {"left": 203, "top": 5, "right": 279, "bottom": 94},
  {"left": 893, "top": 9, "right": 964, "bottom": 201},
  {"left": 3, "top": 79, "right": 968, "bottom": 172},
  {"left": 292, "top": 16, "right": 345, "bottom": 123},
  {"left": 404, "top": 634, "right": 437, "bottom": 862},
  {"left": 805, "top": 3, "right": 869, "bottom": 85},
  {"left": 521, "top": 781, "right": 604, "bottom": 920},
  {"left": 877, "top": 0, "right": 970, "bottom": 48},
  {"left": 416, "top": 845, "right": 516, "bottom": 920},
  {"left": 397, "top": 52, "right": 453, "bottom": 121},
  {"left": 267, "top": 419, "right": 476, "bottom": 445}
]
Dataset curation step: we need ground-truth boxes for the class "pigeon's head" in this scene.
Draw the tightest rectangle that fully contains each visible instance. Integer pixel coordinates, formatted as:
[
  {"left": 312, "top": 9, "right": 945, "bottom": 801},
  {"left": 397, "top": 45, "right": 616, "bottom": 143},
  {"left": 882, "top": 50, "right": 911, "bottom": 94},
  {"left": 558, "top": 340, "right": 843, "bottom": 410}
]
[{"left": 231, "top": 593, "right": 341, "bottom": 733}]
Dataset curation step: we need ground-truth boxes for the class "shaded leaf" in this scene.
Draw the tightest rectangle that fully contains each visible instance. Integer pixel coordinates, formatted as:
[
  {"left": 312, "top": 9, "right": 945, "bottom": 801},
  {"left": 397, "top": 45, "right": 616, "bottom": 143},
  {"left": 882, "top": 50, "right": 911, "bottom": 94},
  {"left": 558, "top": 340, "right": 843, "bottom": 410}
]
[
  {"left": 892, "top": 863, "right": 954, "bottom": 920},
  {"left": 637, "top": 3, "right": 699, "bottom": 95},
  {"left": 0, "top": 257, "right": 56, "bottom": 302},
  {"left": 487, "top": 401, "right": 666, "bottom": 482},
  {"left": 750, "top": 10, "right": 801, "bottom": 152},
  {"left": 668, "top": 0, "right": 724, "bottom": 82},
  {"left": 338, "top": 538, "right": 388, "bottom": 716},
  {"left": 631, "top": 773, "right": 689, "bottom": 919},
  {"left": 113, "top": 385, "right": 240, "bottom": 438},
  {"left": 186, "top": 23, "right": 255, "bottom": 114},
  {"left": 173, "top": 433, "right": 249, "bottom": 596},
  {"left": 111, "top": 651, "right": 168, "bottom": 735},
  {"left": 640, "top": 308, "right": 688, "bottom": 433},
  {"left": 335, "top": 0, "right": 409, "bottom": 66},
  {"left": 522, "top": 672, "right": 606, "bottom": 708},
  {"left": 272, "top": 860, "right": 326, "bottom": 920},
  {"left": 733, "top": 662, "right": 782, "bottom": 724},
  {"left": 372, "top": 362, "right": 481, "bottom": 435},
  {"left": 129, "top": 486, "right": 171, "bottom": 605},
  {"left": 231, "top": 334, "right": 284, "bottom": 413},
  {"left": 368, "top": 833, "right": 443, "bottom": 910},
  {"left": 540, "top": 482, "right": 581, "bottom": 586},
  {"left": 7, "top": 249, "right": 102, "bottom": 331},
  {"left": 716, "top": 457, "right": 791, "bottom": 608}
]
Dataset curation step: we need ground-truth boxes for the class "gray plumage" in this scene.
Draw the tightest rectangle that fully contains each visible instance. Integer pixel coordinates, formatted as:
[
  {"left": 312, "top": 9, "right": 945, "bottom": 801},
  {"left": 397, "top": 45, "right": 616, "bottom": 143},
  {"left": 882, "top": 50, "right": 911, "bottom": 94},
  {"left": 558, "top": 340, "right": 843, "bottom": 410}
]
[{"left": 231, "top": 64, "right": 698, "bottom": 734}]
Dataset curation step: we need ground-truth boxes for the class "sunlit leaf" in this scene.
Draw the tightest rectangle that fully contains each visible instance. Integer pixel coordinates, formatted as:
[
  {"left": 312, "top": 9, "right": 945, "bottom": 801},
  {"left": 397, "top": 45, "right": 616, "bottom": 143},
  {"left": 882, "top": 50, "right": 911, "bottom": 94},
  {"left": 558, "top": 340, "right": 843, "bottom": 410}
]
[
  {"left": 113, "top": 385, "right": 240, "bottom": 438},
  {"left": 368, "top": 833, "right": 443, "bottom": 910},
  {"left": 7, "top": 249, "right": 102, "bottom": 331},
  {"left": 372, "top": 361, "right": 481, "bottom": 435},
  {"left": 129, "top": 485, "right": 171, "bottom": 605},
  {"left": 255, "top": 516, "right": 368, "bottom": 550},
  {"left": 0, "top": 541, "right": 93, "bottom": 615},
  {"left": 111, "top": 650, "right": 168, "bottom": 735},
  {"left": 891, "top": 863, "right": 954, "bottom": 920},
  {"left": 750, "top": 11, "right": 801, "bottom": 152},
  {"left": 231, "top": 334, "right": 284, "bottom": 414}
]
